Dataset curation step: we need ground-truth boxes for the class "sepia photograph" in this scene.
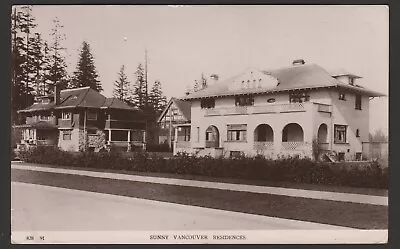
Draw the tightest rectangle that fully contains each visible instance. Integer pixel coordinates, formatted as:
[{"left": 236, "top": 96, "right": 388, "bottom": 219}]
[{"left": 10, "top": 5, "right": 388, "bottom": 244}]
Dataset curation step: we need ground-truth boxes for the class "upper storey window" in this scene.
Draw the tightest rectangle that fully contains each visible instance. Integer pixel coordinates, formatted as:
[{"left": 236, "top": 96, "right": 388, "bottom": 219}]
[
  {"left": 289, "top": 91, "right": 310, "bottom": 103},
  {"left": 355, "top": 94, "right": 362, "bottom": 110},
  {"left": 201, "top": 98, "right": 215, "bottom": 109},
  {"left": 235, "top": 95, "right": 254, "bottom": 106},
  {"left": 62, "top": 112, "right": 72, "bottom": 120},
  {"left": 339, "top": 93, "right": 346, "bottom": 101}
]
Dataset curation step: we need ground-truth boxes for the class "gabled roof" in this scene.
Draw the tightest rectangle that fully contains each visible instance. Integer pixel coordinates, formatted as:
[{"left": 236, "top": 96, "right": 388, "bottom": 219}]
[
  {"left": 101, "top": 97, "right": 138, "bottom": 111},
  {"left": 183, "top": 64, "right": 385, "bottom": 99},
  {"left": 157, "top": 97, "right": 191, "bottom": 123}
]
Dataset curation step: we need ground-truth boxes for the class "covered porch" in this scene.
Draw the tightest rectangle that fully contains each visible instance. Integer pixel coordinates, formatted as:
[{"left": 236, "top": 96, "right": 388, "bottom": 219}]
[
  {"left": 15, "top": 122, "right": 59, "bottom": 148},
  {"left": 173, "top": 124, "right": 192, "bottom": 155},
  {"left": 105, "top": 129, "right": 146, "bottom": 152}
]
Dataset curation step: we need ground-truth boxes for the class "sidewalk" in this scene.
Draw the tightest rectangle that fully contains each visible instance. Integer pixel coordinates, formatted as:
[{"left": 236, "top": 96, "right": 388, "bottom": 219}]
[{"left": 11, "top": 162, "right": 388, "bottom": 206}]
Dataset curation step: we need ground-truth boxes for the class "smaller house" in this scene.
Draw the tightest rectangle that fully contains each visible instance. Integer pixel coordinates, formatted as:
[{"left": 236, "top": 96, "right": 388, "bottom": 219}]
[
  {"left": 157, "top": 97, "right": 191, "bottom": 148},
  {"left": 15, "top": 86, "right": 147, "bottom": 152}
]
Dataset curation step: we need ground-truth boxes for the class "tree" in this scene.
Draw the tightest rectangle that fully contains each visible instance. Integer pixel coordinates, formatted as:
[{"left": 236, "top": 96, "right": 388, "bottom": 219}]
[
  {"left": 369, "top": 129, "right": 388, "bottom": 142},
  {"left": 112, "top": 65, "right": 131, "bottom": 102},
  {"left": 27, "top": 32, "right": 49, "bottom": 97},
  {"left": 11, "top": 5, "right": 37, "bottom": 124},
  {"left": 130, "top": 63, "right": 147, "bottom": 110},
  {"left": 71, "top": 41, "right": 102, "bottom": 92},
  {"left": 148, "top": 80, "right": 167, "bottom": 113},
  {"left": 45, "top": 17, "right": 69, "bottom": 94}
]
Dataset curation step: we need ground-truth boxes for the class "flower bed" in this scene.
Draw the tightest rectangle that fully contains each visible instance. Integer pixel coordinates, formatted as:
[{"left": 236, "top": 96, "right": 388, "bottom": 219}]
[{"left": 17, "top": 147, "right": 388, "bottom": 189}]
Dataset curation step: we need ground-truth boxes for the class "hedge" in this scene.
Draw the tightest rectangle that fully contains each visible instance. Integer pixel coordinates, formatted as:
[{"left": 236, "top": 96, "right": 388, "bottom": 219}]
[{"left": 17, "top": 147, "right": 388, "bottom": 189}]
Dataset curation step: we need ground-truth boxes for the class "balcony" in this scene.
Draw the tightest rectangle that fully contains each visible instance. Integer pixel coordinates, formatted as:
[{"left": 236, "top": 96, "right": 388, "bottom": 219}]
[
  {"left": 26, "top": 116, "right": 57, "bottom": 125},
  {"left": 316, "top": 103, "right": 332, "bottom": 113},
  {"left": 204, "top": 103, "right": 307, "bottom": 116}
]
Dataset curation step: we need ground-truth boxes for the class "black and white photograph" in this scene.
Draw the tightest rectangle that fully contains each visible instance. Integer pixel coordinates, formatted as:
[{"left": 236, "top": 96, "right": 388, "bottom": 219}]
[{"left": 10, "top": 5, "right": 388, "bottom": 244}]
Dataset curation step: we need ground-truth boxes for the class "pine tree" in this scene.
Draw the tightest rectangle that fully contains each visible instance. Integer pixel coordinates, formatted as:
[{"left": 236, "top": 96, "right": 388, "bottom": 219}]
[
  {"left": 112, "top": 65, "right": 131, "bottom": 102},
  {"left": 27, "top": 32, "right": 49, "bottom": 97},
  {"left": 71, "top": 41, "right": 102, "bottom": 92},
  {"left": 46, "top": 17, "right": 69, "bottom": 94},
  {"left": 130, "top": 63, "right": 147, "bottom": 110},
  {"left": 148, "top": 80, "right": 167, "bottom": 113},
  {"left": 11, "top": 6, "right": 36, "bottom": 123}
]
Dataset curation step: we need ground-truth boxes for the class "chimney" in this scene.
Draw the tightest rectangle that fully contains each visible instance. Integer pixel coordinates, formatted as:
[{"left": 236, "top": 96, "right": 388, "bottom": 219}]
[
  {"left": 54, "top": 84, "right": 61, "bottom": 105},
  {"left": 292, "top": 59, "right": 305, "bottom": 66},
  {"left": 210, "top": 74, "right": 219, "bottom": 85}
]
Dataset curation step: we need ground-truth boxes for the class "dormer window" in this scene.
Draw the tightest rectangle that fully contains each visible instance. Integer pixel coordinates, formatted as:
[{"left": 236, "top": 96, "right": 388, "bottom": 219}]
[
  {"left": 289, "top": 91, "right": 310, "bottom": 103},
  {"left": 201, "top": 98, "right": 215, "bottom": 109},
  {"left": 349, "top": 77, "right": 354, "bottom": 85},
  {"left": 235, "top": 95, "right": 254, "bottom": 106}
]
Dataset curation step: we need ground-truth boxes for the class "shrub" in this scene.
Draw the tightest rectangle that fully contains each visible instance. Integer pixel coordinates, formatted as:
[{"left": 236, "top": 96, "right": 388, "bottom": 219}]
[{"left": 17, "top": 147, "right": 388, "bottom": 189}]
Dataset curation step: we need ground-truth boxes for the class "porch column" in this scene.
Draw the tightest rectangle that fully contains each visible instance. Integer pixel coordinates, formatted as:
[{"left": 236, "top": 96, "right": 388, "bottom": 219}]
[
  {"left": 127, "top": 130, "right": 131, "bottom": 152},
  {"left": 273, "top": 126, "right": 282, "bottom": 159},
  {"left": 108, "top": 129, "right": 111, "bottom": 145},
  {"left": 174, "top": 126, "right": 179, "bottom": 154},
  {"left": 142, "top": 130, "right": 146, "bottom": 151}
]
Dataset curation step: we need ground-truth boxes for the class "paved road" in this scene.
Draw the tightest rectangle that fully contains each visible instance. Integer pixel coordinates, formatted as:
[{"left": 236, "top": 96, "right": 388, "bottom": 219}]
[{"left": 11, "top": 182, "right": 349, "bottom": 231}]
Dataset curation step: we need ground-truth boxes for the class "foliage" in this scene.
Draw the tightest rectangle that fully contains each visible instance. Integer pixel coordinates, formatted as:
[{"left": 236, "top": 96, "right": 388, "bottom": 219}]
[
  {"left": 130, "top": 63, "right": 148, "bottom": 110},
  {"left": 148, "top": 80, "right": 168, "bottom": 113},
  {"left": 112, "top": 65, "right": 131, "bottom": 102},
  {"left": 70, "top": 41, "right": 102, "bottom": 92},
  {"left": 19, "top": 147, "right": 388, "bottom": 189},
  {"left": 369, "top": 129, "right": 388, "bottom": 142}
]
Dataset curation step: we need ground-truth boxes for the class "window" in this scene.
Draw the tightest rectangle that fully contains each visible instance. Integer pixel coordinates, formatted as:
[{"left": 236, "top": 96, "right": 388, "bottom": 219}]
[
  {"left": 338, "top": 152, "right": 345, "bottom": 161},
  {"left": 183, "top": 127, "right": 190, "bottom": 141},
  {"left": 62, "top": 130, "right": 72, "bottom": 140},
  {"left": 227, "top": 124, "right": 247, "bottom": 142},
  {"left": 355, "top": 94, "right": 362, "bottom": 110},
  {"left": 201, "top": 98, "right": 215, "bottom": 109},
  {"left": 235, "top": 96, "right": 254, "bottom": 106},
  {"left": 39, "top": 115, "right": 50, "bottom": 120},
  {"left": 355, "top": 152, "right": 362, "bottom": 161},
  {"left": 289, "top": 91, "right": 310, "bottom": 103},
  {"left": 230, "top": 151, "right": 242, "bottom": 158},
  {"left": 334, "top": 125, "right": 347, "bottom": 144},
  {"left": 356, "top": 129, "right": 360, "bottom": 137},
  {"left": 196, "top": 127, "right": 200, "bottom": 142},
  {"left": 87, "top": 111, "right": 97, "bottom": 120},
  {"left": 349, "top": 77, "right": 354, "bottom": 85},
  {"left": 160, "top": 123, "right": 165, "bottom": 129},
  {"left": 62, "top": 112, "right": 72, "bottom": 120},
  {"left": 267, "top": 98, "right": 275, "bottom": 103},
  {"left": 339, "top": 93, "right": 346, "bottom": 100}
]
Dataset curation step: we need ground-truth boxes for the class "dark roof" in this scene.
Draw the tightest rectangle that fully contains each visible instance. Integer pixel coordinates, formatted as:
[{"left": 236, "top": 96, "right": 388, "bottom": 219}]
[
  {"left": 19, "top": 87, "right": 140, "bottom": 113},
  {"left": 157, "top": 97, "right": 191, "bottom": 123},
  {"left": 183, "top": 64, "right": 385, "bottom": 99},
  {"left": 56, "top": 87, "right": 106, "bottom": 109},
  {"left": 101, "top": 98, "right": 138, "bottom": 110}
]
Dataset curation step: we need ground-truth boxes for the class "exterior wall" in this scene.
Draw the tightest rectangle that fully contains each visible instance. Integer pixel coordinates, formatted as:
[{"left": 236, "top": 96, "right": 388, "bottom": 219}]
[
  {"left": 189, "top": 95, "right": 316, "bottom": 158},
  {"left": 181, "top": 88, "right": 370, "bottom": 160},
  {"left": 58, "top": 128, "right": 80, "bottom": 151},
  {"left": 330, "top": 89, "right": 369, "bottom": 160}
]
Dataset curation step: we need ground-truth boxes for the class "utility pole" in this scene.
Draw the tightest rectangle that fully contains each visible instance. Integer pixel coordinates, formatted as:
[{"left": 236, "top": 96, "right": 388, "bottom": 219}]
[{"left": 145, "top": 49, "right": 149, "bottom": 109}]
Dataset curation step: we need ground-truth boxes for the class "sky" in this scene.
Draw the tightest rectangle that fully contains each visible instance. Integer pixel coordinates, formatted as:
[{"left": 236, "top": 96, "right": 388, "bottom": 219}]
[{"left": 27, "top": 5, "right": 388, "bottom": 134}]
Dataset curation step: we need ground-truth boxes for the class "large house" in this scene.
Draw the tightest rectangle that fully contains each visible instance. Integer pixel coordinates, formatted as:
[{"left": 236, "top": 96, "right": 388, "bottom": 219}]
[
  {"left": 157, "top": 97, "right": 191, "bottom": 147},
  {"left": 15, "top": 86, "right": 147, "bottom": 152},
  {"left": 173, "top": 60, "right": 385, "bottom": 161}
]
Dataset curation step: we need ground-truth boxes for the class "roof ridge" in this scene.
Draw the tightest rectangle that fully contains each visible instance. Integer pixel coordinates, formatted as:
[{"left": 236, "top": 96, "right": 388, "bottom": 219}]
[{"left": 61, "top": 86, "right": 90, "bottom": 92}]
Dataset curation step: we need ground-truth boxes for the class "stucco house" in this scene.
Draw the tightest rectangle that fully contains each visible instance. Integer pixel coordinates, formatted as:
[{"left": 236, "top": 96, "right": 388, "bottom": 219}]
[
  {"left": 157, "top": 97, "right": 191, "bottom": 147},
  {"left": 173, "top": 59, "right": 385, "bottom": 161},
  {"left": 15, "top": 86, "right": 147, "bottom": 152}
]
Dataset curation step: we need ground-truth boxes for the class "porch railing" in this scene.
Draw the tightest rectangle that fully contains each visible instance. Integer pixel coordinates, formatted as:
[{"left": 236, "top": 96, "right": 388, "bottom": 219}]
[
  {"left": 282, "top": 141, "right": 306, "bottom": 151},
  {"left": 205, "top": 103, "right": 307, "bottom": 116},
  {"left": 176, "top": 141, "right": 191, "bottom": 148},
  {"left": 254, "top": 141, "right": 274, "bottom": 150}
]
